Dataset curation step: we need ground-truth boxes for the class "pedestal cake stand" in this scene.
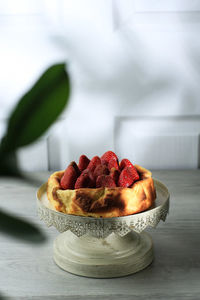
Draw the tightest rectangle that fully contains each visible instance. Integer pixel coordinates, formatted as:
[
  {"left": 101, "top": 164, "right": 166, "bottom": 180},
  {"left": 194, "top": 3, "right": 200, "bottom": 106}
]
[{"left": 37, "top": 179, "right": 169, "bottom": 278}]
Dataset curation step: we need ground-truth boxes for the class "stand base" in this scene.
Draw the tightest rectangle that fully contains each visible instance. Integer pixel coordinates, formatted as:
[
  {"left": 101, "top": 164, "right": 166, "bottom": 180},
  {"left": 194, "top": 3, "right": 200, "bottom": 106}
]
[{"left": 53, "top": 231, "right": 153, "bottom": 278}]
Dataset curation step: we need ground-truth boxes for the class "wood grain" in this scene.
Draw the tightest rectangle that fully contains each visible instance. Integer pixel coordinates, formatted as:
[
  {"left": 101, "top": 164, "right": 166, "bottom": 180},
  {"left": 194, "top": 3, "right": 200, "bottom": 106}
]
[{"left": 0, "top": 170, "right": 199, "bottom": 299}]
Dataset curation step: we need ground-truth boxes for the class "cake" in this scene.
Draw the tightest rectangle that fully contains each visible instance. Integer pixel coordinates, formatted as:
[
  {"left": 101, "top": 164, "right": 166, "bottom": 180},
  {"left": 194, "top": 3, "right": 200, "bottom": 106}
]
[{"left": 47, "top": 151, "right": 156, "bottom": 218}]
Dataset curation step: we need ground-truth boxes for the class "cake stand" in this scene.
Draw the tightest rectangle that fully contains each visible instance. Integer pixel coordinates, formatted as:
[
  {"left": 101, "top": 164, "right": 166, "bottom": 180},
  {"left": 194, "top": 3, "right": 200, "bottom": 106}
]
[{"left": 37, "top": 179, "right": 169, "bottom": 278}]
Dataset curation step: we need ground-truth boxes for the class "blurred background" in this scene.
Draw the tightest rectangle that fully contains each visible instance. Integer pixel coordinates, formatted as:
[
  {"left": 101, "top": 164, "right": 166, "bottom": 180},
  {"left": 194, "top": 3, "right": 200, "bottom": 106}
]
[{"left": 1, "top": 0, "right": 200, "bottom": 171}]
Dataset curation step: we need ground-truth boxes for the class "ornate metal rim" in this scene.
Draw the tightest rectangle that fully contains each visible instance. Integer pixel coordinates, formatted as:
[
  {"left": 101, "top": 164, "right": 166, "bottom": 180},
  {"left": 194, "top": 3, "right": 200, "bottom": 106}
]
[{"left": 37, "top": 179, "right": 169, "bottom": 238}]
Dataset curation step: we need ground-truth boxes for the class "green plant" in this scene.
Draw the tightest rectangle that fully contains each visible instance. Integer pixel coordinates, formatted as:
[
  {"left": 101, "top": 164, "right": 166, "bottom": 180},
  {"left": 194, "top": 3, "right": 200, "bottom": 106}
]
[{"left": 0, "top": 63, "right": 70, "bottom": 242}]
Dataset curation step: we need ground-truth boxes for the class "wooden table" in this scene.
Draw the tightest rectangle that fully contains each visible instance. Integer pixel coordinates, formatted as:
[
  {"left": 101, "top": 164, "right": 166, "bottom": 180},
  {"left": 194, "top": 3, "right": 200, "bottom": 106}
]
[{"left": 0, "top": 170, "right": 199, "bottom": 300}]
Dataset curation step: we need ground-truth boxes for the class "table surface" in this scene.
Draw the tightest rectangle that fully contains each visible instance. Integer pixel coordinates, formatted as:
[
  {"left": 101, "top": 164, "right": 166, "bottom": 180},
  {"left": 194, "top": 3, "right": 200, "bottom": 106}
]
[{"left": 0, "top": 170, "right": 200, "bottom": 300}]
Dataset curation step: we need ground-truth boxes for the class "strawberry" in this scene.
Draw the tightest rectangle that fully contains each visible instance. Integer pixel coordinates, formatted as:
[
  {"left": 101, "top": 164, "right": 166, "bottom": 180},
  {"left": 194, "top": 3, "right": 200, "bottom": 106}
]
[
  {"left": 60, "top": 164, "right": 77, "bottom": 190},
  {"left": 75, "top": 172, "right": 95, "bottom": 189},
  {"left": 130, "top": 166, "right": 140, "bottom": 182},
  {"left": 120, "top": 158, "right": 134, "bottom": 170},
  {"left": 96, "top": 175, "right": 116, "bottom": 188},
  {"left": 82, "top": 168, "right": 95, "bottom": 185},
  {"left": 71, "top": 161, "right": 81, "bottom": 176},
  {"left": 101, "top": 151, "right": 118, "bottom": 165},
  {"left": 78, "top": 155, "right": 90, "bottom": 172},
  {"left": 87, "top": 156, "right": 101, "bottom": 172},
  {"left": 118, "top": 166, "right": 139, "bottom": 187},
  {"left": 93, "top": 164, "right": 109, "bottom": 179},
  {"left": 110, "top": 168, "right": 120, "bottom": 184},
  {"left": 108, "top": 158, "right": 119, "bottom": 171}
]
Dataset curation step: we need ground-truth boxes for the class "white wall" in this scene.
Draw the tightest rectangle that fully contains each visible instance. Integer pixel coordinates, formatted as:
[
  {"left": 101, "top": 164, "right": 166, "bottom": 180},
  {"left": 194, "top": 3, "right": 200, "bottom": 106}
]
[
  {"left": 1, "top": 0, "right": 200, "bottom": 171},
  {"left": 0, "top": 0, "right": 66, "bottom": 171}
]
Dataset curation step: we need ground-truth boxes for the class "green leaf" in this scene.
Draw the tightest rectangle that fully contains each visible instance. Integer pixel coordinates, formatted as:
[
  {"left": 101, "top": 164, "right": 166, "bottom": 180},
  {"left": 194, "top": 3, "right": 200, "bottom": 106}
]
[
  {"left": 1, "top": 63, "right": 70, "bottom": 153},
  {"left": 0, "top": 151, "right": 20, "bottom": 176}
]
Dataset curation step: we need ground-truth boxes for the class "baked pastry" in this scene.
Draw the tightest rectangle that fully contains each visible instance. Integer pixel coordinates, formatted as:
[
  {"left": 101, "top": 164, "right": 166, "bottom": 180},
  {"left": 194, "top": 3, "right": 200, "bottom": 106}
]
[{"left": 47, "top": 151, "right": 156, "bottom": 218}]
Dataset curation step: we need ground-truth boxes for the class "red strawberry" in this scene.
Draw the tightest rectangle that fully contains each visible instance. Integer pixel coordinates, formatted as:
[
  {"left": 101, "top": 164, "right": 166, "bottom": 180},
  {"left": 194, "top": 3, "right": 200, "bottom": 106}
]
[
  {"left": 108, "top": 158, "right": 119, "bottom": 171},
  {"left": 118, "top": 166, "right": 139, "bottom": 187},
  {"left": 101, "top": 151, "right": 118, "bottom": 165},
  {"left": 87, "top": 156, "right": 101, "bottom": 172},
  {"left": 96, "top": 175, "right": 116, "bottom": 188},
  {"left": 120, "top": 158, "right": 134, "bottom": 170},
  {"left": 71, "top": 161, "right": 81, "bottom": 176},
  {"left": 75, "top": 172, "right": 94, "bottom": 189},
  {"left": 60, "top": 164, "right": 77, "bottom": 190},
  {"left": 129, "top": 166, "right": 140, "bottom": 182},
  {"left": 101, "top": 160, "right": 108, "bottom": 166},
  {"left": 78, "top": 155, "right": 90, "bottom": 172},
  {"left": 82, "top": 168, "right": 95, "bottom": 185},
  {"left": 93, "top": 164, "right": 109, "bottom": 179},
  {"left": 110, "top": 168, "right": 120, "bottom": 184}
]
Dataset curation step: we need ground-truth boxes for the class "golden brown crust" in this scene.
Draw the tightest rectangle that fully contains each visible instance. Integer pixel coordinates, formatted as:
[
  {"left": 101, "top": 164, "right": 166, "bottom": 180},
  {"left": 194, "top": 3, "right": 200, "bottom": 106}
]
[{"left": 47, "top": 165, "right": 156, "bottom": 218}]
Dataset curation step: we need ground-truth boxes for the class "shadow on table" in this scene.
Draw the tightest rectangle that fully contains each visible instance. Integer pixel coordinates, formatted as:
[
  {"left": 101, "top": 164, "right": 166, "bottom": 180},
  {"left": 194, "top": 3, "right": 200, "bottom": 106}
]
[
  {"left": 0, "top": 172, "right": 48, "bottom": 244},
  {"left": 0, "top": 293, "right": 10, "bottom": 300},
  {"left": 0, "top": 209, "right": 47, "bottom": 243}
]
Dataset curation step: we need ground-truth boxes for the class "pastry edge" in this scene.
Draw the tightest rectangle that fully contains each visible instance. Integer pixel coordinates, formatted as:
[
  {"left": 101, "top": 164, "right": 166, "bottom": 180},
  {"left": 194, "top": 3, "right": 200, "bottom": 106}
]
[{"left": 47, "top": 165, "right": 156, "bottom": 218}]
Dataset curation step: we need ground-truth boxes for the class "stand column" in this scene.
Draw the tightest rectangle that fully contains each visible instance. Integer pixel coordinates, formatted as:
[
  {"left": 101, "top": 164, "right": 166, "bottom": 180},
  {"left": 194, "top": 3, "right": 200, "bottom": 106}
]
[{"left": 53, "top": 230, "right": 154, "bottom": 278}]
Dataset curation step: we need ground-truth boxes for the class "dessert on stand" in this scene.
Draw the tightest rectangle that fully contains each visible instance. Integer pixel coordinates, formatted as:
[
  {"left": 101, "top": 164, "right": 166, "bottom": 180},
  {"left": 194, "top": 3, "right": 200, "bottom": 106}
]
[{"left": 37, "top": 151, "right": 169, "bottom": 278}]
